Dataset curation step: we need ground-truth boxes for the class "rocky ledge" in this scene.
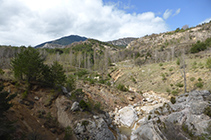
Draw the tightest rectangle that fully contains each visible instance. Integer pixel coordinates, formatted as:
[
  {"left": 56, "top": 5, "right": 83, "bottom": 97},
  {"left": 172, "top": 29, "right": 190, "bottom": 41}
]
[{"left": 131, "top": 90, "right": 211, "bottom": 140}]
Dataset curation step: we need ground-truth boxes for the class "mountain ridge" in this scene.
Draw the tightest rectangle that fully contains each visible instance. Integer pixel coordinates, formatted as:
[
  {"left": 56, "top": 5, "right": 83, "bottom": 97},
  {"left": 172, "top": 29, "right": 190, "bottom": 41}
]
[{"left": 34, "top": 35, "right": 87, "bottom": 48}]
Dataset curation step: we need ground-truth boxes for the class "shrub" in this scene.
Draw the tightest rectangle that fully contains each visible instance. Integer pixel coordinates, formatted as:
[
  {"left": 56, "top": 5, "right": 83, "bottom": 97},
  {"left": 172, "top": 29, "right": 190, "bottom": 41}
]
[
  {"left": 21, "top": 91, "right": 28, "bottom": 99},
  {"left": 161, "top": 73, "right": 167, "bottom": 81},
  {"left": 176, "top": 58, "right": 180, "bottom": 65},
  {"left": 198, "top": 78, "right": 202, "bottom": 82},
  {"left": 175, "top": 82, "right": 184, "bottom": 88},
  {"left": 79, "top": 100, "right": 89, "bottom": 111},
  {"left": 0, "top": 83, "right": 16, "bottom": 138},
  {"left": 159, "top": 63, "right": 163, "bottom": 67},
  {"left": 195, "top": 82, "right": 203, "bottom": 88},
  {"left": 75, "top": 69, "right": 88, "bottom": 78},
  {"left": 169, "top": 68, "right": 173, "bottom": 72},
  {"left": 148, "top": 115, "right": 151, "bottom": 120},
  {"left": 204, "top": 106, "right": 211, "bottom": 117},
  {"left": 117, "top": 84, "right": 128, "bottom": 92},
  {"left": 94, "top": 102, "right": 101, "bottom": 111},
  {"left": 206, "top": 58, "right": 211, "bottom": 69},
  {"left": 64, "top": 126, "right": 72, "bottom": 140},
  {"left": 166, "top": 88, "right": 171, "bottom": 93},
  {"left": 190, "top": 40, "right": 207, "bottom": 53},
  {"left": 170, "top": 97, "right": 176, "bottom": 104},
  {"left": 0, "top": 69, "right": 4, "bottom": 75},
  {"left": 66, "top": 75, "right": 76, "bottom": 92},
  {"left": 171, "top": 90, "right": 179, "bottom": 96},
  {"left": 190, "top": 77, "right": 195, "bottom": 81}
]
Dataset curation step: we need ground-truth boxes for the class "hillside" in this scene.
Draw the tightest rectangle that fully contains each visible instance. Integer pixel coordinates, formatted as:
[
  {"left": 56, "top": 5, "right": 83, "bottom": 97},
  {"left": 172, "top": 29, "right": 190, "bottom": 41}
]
[
  {"left": 34, "top": 35, "right": 87, "bottom": 48},
  {"left": 127, "top": 21, "right": 211, "bottom": 55}
]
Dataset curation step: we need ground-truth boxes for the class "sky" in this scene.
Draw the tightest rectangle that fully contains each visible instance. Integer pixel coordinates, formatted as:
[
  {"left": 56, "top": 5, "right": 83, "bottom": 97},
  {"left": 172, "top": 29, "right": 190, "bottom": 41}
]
[{"left": 0, "top": 0, "right": 211, "bottom": 46}]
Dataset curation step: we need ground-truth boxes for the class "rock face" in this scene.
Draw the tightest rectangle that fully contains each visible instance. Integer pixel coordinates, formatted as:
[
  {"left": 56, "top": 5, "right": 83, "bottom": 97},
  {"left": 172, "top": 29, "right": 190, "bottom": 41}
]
[
  {"left": 74, "top": 115, "right": 115, "bottom": 140},
  {"left": 107, "top": 37, "right": 138, "bottom": 47},
  {"left": 131, "top": 90, "right": 211, "bottom": 140}
]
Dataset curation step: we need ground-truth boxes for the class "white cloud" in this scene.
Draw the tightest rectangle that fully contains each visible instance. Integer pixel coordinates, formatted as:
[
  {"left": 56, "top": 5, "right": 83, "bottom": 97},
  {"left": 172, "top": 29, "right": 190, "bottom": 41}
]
[
  {"left": 173, "top": 8, "right": 181, "bottom": 16},
  {"left": 200, "top": 17, "right": 211, "bottom": 24},
  {"left": 0, "top": 0, "right": 168, "bottom": 46},
  {"left": 163, "top": 9, "right": 172, "bottom": 20}
]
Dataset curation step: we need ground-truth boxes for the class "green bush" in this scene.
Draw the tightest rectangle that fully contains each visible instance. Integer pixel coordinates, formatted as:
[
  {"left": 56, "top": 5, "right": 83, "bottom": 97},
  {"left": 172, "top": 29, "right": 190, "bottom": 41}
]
[
  {"left": 190, "top": 77, "right": 195, "bottom": 81},
  {"left": 94, "top": 102, "right": 101, "bottom": 111},
  {"left": 175, "top": 82, "right": 184, "bottom": 88},
  {"left": 117, "top": 84, "right": 128, "bottom": 92},
  {"left": 204, "top": 106, "right": 211, "bottom": 117},
  {"left": 161, "top": 73, "right": 167, "bottom": 81},
  {"left": 0, "top": 83, "right": 16, "bottom": 139},
  {"left": 195, "top": 82, "right": 203, "bottom": 88},
  {"left": 66, "top": 75, "right": 76, "bottom": 92},
  {"left": 166, "top": 88, "right": 171, "bottom": 93},
  {"left": 198, "top": 78, "right": 202, "bottom": 82},
  {"left": 0, "top": 69, "right": 4, "bottom": 75},
  {"left": 159, "top": 63, "right": 163, "bottom": 67},
  {"left": 64, "top": 126, "right": 72, "bottom": 140},
  {"left": 170, "top": 97, "right": 176, "bottom": 104},
  {"left": 21, "top": 91, "right": 28, "bottom": 99},
  {"left": 206, "top": 58, "right": 211, "bottom": 69},
  {"left": 171, "top": 90, "right": 179, "bottom": 96},
  {"left": 75, "top": 69, "right": 88, "bottom": 78},
  {"left": 79, "top": 100, "right": 89, "bottom": 111},
  {"left": 190, "top": 40, "right": 207, "bottom": 53},
  {"left": 169, "top": 68, "right": 173, "bottom": 72},
  {"left": 176, "top": 58, "right": 180, "bottom": 65}
]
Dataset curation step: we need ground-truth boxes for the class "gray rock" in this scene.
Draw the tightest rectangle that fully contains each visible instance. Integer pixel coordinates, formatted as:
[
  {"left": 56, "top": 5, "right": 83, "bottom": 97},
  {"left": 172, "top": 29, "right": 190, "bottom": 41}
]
[
  {"left": 70, "top": 102, "right": 79, "bottom": 112},
  {"left": 132, "top": 91, "right": 211, "bottom": 140},
  {"left": 74, "top": 117, "right": 115, "bottom": 140},
  {"left": 61, "top": 86, "right": 68, "bottom": 94},
  {"left": 119, "top": 106, "right": 138, "bottom": 128}
]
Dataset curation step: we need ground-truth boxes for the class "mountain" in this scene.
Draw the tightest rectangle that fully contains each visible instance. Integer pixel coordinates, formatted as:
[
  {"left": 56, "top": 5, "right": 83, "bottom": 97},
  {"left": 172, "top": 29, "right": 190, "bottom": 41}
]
[
  {"left": 107, "top": 37, "right": 138, "bottom": 47},
  {"left": 34, "top": 35, "right": 87, "bottom": 48}
]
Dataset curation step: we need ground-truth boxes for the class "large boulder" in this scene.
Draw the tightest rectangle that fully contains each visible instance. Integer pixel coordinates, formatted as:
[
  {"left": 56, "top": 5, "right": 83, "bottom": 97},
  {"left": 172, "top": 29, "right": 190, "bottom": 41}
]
[{"left": 118, "top": 106, "right": 138, "bottom": 128}]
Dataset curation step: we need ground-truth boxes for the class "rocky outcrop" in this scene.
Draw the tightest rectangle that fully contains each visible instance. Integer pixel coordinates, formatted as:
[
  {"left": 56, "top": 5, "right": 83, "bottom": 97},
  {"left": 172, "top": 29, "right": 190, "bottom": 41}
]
[
  {"left": 131, "top": 90, "right": 211, "bottom": 140},
  {"left": 74, "top": 115, "right": 115, "bottom": 140},
  {"left": 56, "top": 96, "right": 116, "bottom": 140},
  {"left": 107, "top": 37, "right": 138, "bottom": 47}
]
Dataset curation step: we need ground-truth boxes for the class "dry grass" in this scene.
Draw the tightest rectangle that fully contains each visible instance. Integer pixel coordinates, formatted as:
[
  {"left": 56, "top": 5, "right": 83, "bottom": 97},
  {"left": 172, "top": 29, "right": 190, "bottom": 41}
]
[{"left": 112, "top": 56, "right": 211, "bottom": 95}]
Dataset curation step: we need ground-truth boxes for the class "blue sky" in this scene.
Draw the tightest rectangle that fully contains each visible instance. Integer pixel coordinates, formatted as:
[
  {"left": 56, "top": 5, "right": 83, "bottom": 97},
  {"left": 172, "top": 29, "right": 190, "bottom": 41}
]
[
  {"left": 0, "top": 0, "right": 211, "bottom": 46},
  {"left": 103, "top": 0, "right": 211, "bottom": 30}
]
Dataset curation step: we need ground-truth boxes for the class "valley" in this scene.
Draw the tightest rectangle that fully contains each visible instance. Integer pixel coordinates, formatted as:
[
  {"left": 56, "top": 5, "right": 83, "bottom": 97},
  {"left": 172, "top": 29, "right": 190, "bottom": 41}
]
[{"left": 0, "top": 21, "right": 211, "bottom": 140}]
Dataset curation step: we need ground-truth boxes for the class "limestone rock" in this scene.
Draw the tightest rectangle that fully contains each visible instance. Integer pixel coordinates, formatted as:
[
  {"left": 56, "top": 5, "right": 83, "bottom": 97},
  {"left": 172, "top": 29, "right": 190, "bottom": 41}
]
[
  {"left": 74, "top": 117, "right": 115, "bottom": 140},
  {"left": 118, "top": 106, "right": 138, "bottom": 128},
  {"left": 131, "top": 90, "right": 211, "bottom": 140},
  {"left": 61, "top": 86, "right": 68, "bottom": 94},
  {"left": 70, "top": 102, "right": 79, "bottom": 112}
]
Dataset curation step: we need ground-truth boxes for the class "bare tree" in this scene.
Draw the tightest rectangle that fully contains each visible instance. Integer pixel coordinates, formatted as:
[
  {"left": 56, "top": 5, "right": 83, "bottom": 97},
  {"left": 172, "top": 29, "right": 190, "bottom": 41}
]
[{"left": 182, "top": 24, "right": 189, "bottom": 30}]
